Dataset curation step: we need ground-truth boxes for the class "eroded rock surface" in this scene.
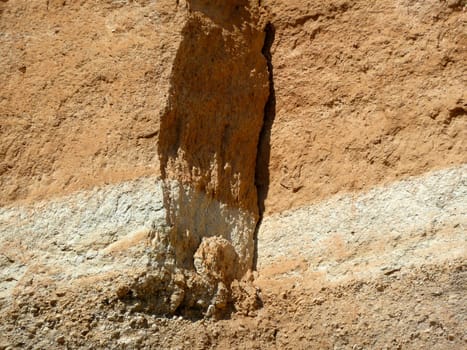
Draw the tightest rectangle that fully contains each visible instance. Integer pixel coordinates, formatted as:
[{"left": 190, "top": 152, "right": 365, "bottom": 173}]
[
  {"left": 158, "top": 0, "right": 268, "bottom": 269},
  {"left": 145, "top": 0, "right": 269, "bottom": 316},
  {"left": 0, "top": 0, "right": 466, "bottom": 348},
  {"left": 0, "top": 0, "right": 185, "bottom": 206},
  {"left": 1, "top": 0, "right": 270, "bottom": 322},
  {"left": 261, "top": 0, "right": 467, "bottom": 213}
]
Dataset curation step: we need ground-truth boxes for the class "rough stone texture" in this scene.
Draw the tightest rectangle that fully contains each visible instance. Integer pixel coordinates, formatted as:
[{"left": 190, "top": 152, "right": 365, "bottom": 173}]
[
  {"left": 0, "top": 177, "right": 166, "bottom": 310},
  {"left": 0, "top": 259, "right": 464, "bottom": 349},
  {"left": 0, "top": 1, "right": 269, "bottom": 317},
  {"left": 260, "top": 0, "right": 466, "bottom": 214},
  {"left": 258, "top": 165, "right": 467, "bottom": 281},
  {"left": 158, "top": 0, "right": 269, "bottom": 273},
  {"left": 0, "top": 176, "right": 260, "bottom": 319},
  {"left": 0, "top": 0, "right": 466, "bottom": 348},
  {"left": 158, "top": 181, "right": 258, "bottom": 275},
  {"left": 0, "top": 0, "right": 184, "bottom": 206},
  {"left": 141, "top": 0, "right": 270, "bottom": 316}
]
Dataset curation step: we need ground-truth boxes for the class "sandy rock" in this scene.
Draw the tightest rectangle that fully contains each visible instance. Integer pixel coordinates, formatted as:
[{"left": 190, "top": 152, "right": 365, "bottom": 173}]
[{"left": 0, "top": 0, "right": 466, "bottom": 348}]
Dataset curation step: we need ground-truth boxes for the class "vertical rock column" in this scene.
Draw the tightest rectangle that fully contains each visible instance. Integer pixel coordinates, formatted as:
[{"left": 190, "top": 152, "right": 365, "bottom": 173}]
[{"left": 155, "top": 0, "right": 269, "bottom": 315}]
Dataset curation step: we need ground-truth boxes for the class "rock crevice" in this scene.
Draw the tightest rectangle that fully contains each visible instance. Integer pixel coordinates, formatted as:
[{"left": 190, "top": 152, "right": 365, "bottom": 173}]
[{"left": 254, "top": 21, "right": 276, "bottom": 268}]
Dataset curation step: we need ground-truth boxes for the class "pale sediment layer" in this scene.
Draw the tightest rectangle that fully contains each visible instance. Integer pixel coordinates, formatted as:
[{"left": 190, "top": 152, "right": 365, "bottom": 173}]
[
  {"left": 1, "top": 165, "right": 465, "bottom": 307},
  {"left": 0, "top": 177, "right": 165, "bottom": 307},
  {"left": 161, "top": 180, "right": 257, "bottom": 274},
  {"left": 0, "top": 177, "right": 256, "bottom": 315},
  {"left": 258, "top": 165, "right": 467, "bottom": 282}
]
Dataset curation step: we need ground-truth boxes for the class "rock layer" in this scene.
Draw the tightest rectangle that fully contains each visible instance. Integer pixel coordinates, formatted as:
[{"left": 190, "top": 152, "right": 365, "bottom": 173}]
[
  {"left": 258, "top": 165, "right": 467, "bottom": 281},
  {"left": 261, "top": 0, "right": 467, "bottom": 213},
  {"left": 0, "top": 0, "right": 185, "bottom": 206},
  {"left": 0, "top": 0, "right": 466, "bottom": 348},
  {"left": 150, "top": 0, "right": 269, "bottom": 315},
  {"left": 1, "top": 0, "right": 270, "bottom": 319}
]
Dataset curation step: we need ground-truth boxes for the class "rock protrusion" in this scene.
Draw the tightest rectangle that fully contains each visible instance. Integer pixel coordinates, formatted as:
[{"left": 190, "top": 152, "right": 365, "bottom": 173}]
[{"left": 136, "top": 0, "right": 270, "bottom": 316}]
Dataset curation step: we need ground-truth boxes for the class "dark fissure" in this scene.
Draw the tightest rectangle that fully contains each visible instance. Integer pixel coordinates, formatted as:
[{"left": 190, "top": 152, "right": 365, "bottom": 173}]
[{"left": 253, "top": 22, "right": 276, "bottom": 269}]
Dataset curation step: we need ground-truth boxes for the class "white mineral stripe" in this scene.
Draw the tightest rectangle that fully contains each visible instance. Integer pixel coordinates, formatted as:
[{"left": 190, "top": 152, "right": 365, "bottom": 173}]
[{"left": 257, "top": 165, "right": 467, "bottom": 281}]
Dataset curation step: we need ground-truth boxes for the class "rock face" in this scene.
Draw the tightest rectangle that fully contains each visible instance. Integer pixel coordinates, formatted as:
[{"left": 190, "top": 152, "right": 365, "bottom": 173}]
[
  {"left": 261, "top": 0, "right": 467, "bottom": 214},
  {"left": 0, "top": 0, "right": 186, "bottom": 206},
  {"left": 158, "top": 0, "right": 269, "bottom": 274},
  {"left": 127, "top": 0, "right": 270, "bottom": 317},
  {"left": 258, "top": 165, "right": 467, "bottom": 281},
  {"left": 2, "top": 0, "right": 270, "bottom": 320},
  {"left": 0, "top": 0, "right": 466, "bottom": 348},
  {"left": 138, "top": 0, "right": 269, "bottom": 316}
]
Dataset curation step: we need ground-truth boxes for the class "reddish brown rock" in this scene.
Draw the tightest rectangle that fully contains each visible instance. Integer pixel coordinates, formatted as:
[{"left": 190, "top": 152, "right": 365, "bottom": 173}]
[{"left": 158, "top": 0, "right": 269, "bottom": 273}]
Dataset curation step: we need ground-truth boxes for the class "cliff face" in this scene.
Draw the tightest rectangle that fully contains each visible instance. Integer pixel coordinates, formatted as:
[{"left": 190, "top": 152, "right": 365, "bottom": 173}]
[
  {"left": 1, "top": 0, "right": 270, "bottom": 321},
  {"left": 0, "top": 0, "right": 466, "bottom": 348},
  {"left": 0, "top": 0, "right": 184, "bottom": 206},
  {"left": 261, "top": 0, "right": 466, "bottom": 214},
  {"left": 158, "top": 0, "right": 268, "bottom": 274},
  {"left": 133, "top": 0, "right": 270, "bottom": 318},
  {"left": 257, "top": 0, "right": 467, "bottom": 284}
]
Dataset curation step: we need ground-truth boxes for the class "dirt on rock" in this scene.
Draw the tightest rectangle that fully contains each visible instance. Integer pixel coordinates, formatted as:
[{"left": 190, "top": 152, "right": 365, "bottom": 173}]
[
  {"left": 0, "top": 260, "right": 464, "bottom": 349},
  {"left": 1, "top": 0, "right": 466, "bottom": 349},
  {"left": 260, "top": 0, "right": 467, "bottom": 214},
  {"left": 0, "top": 0, "right": 183, "bottom": 206}
]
